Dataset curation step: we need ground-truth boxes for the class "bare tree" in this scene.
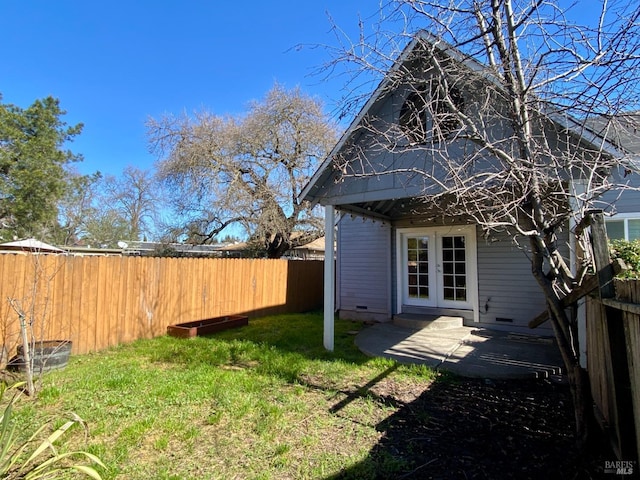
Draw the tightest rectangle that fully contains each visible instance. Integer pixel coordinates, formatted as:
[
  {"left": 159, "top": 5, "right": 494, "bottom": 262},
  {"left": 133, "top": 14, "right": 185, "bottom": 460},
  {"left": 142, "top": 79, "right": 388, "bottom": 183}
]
[
  {"left": 323, "top": 0, "right": 640, "bottom": 445},
  {"left": 147, "top": 84, "right": 337, "bottom": 258},
  {"left": 56, "top": 167, "right": 161, "bottom": 247},
  {"left": 101, "top": 166, "right": 160, "bottom": 241},
  {"left": 4, "top": 254, "right": 68, "bottom": 396}
]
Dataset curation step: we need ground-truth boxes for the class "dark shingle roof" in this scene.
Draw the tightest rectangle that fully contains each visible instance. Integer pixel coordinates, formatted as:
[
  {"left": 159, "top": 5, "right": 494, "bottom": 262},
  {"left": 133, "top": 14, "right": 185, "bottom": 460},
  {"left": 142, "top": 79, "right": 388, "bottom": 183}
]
[{"left": 584, "top": 113, "right": 640, "bottom": 155}]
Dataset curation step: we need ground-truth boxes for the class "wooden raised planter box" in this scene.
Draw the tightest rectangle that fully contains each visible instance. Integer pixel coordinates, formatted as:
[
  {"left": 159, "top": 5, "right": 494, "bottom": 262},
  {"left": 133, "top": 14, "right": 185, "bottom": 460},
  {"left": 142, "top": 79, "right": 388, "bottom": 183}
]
[{"left": 167, "top": 315, "right": 248, "bottom": 338}]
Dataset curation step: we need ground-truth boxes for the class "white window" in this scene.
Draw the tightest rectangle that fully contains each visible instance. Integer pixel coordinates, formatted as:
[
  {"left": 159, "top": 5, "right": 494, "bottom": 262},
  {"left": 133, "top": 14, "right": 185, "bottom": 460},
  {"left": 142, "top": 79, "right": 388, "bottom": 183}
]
[{"left": 605, "top": 214, "right": 640, "bottom": 241}]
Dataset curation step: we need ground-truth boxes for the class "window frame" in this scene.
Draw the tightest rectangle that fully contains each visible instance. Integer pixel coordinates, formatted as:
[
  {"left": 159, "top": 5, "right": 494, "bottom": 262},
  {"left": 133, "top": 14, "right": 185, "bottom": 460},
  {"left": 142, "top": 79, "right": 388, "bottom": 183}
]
[{"left": 605, "top": 213, "right": 640, "bottom": 241}]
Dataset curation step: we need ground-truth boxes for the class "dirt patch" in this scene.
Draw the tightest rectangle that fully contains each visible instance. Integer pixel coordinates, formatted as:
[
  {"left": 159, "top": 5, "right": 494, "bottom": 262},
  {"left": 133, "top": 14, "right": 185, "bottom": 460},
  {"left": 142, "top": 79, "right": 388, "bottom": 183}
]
[{"left": 333, "top": 375, "right": 615, "bottom": 479}]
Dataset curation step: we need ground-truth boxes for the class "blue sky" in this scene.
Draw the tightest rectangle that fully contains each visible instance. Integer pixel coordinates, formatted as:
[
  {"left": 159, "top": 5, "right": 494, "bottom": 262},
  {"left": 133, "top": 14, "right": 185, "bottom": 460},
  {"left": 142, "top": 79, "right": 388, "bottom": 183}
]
[
  {"left": 0, "top": 1, "right": 378, "bottom": 177},
  {"left": 0, "top": 1, "right": 609, "bottom": 180}
]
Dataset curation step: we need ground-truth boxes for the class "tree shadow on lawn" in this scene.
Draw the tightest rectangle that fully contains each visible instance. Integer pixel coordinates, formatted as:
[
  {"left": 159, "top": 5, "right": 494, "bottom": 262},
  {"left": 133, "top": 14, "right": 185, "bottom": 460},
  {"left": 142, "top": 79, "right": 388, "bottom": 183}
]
[
  {"left": 158, "top": 313, "right": 613, "bottom": 478},
  {"left": 320, "top": 374, "right": 612, "bottom": 480}
]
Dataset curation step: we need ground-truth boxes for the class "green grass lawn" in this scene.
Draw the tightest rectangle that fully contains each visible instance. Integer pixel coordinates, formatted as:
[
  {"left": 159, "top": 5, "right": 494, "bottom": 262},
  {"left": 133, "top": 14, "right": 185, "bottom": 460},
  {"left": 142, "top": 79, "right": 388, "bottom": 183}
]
[{"left": 10, "top": 312, "right": 436, "bottom": 480}]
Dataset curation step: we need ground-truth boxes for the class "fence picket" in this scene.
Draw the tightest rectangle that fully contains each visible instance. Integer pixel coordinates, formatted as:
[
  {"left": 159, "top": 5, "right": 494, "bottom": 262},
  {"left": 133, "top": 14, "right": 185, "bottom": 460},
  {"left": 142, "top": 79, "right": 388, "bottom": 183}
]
[
  {"left": 0, "top": 254, "right": 323, "bottom": 357},
  {"left": 588, "top": 278, "right": 640, "bottom": 462}
]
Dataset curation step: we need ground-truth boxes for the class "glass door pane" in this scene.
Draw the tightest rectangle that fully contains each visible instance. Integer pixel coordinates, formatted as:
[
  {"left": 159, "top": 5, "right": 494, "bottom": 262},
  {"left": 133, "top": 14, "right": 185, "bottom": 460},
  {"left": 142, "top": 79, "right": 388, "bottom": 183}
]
[
  {"left": 440, "top": 235, "right": 466, "bottom": 302},
  {"left": 406, "top": 236, "right": 430, "bottom": 300},
  {"left": 400, "top": 227, "right": 474, "bottom": 312}
]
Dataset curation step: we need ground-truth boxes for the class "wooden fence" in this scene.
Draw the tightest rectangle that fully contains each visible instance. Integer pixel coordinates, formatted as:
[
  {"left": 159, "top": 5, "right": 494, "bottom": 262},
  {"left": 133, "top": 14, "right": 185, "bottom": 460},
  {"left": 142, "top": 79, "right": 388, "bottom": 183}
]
[
  {"left": 0, "top": 253, "right": 323, "bottom": 358},
  {"left": 587, "top": 278, "right": 640, "bottom": 463}
]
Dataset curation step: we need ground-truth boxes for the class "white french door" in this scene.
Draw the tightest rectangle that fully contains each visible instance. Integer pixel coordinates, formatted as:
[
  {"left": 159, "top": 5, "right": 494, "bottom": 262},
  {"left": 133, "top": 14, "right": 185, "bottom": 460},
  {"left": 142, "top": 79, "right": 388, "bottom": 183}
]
[{"left": 397, "top": 226, "right": 477, "bottom": 312}]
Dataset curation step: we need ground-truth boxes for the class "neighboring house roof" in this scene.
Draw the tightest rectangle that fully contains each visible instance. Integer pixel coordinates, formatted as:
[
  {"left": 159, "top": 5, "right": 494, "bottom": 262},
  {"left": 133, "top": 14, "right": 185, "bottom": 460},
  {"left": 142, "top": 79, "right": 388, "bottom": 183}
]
[
  {"left": 301, "top": 30, "right": 627, "bottom": 213},
  {"left": 64, "top": 246, "right": 124, "bottom": 256},
  {"left": 221, "top": 236, "right": 328, "bottom": 254},
  {"left": 114, "top": 236, "right": 328, "bottom": 258},
  {"left": 126, "top": 241, "right": 232, "bottom": 255},
  {"left": 294, "top": 236, "right": 325, "bottom": 252},
  {"left": 0, "top": 238, "right": 65, "bottom": 253}
]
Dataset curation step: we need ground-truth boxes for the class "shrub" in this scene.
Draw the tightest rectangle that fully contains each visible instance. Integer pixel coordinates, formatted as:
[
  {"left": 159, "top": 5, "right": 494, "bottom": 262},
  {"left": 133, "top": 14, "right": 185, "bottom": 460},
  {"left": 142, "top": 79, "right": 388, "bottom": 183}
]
[{"left": 610, "top": 239, "right": 640, "bottom": 279}]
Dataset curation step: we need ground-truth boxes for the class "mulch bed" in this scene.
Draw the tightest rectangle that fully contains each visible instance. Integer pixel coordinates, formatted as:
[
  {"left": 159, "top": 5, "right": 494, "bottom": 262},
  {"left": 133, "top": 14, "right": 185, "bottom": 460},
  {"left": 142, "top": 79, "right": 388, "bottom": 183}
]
[{"left": 342, "top": 376, "right": 616, "bottom": 479}]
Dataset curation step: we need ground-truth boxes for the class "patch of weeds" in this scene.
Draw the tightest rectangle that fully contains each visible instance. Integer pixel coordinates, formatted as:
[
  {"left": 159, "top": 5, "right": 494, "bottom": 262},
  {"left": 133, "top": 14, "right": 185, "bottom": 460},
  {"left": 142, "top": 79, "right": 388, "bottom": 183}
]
[
  {"left": 37, "top": 384, "right": 61, "bottom": 404},
  {"left": 111, "top": 440, "right": 132, "bottom": 464},
  {"left": 154, "top": 471, "right": 183, "bottom": 480},
  {"left": 206, "top": 410, "right": 223, "bottom": 425},
  {"left": 120, "top": 417, "right": 155, "bottom": 445},
  {"left": 270, "top": 443, "right": 292, "bottom": 470},
  {"left": 291, "top": 384, "right": 306, "bottom": 396},
  {"left": 153, "top": 435, "right": 169, "bottom": 451},
  {"left": 256, "top": 350, "right": 305, "bottom": 383},
  {"left": 147, "top": 336, "right": 230, "bottom": 367},
  {"left": 85, "top": 442, "right": 108, "bottom": 460},
  {"left": 180, "top": 425, "right": 200, "bottom": 442},
  {"left": 274, "top": 443, "right": 290, "bottom": 456},
  {"left": 371, "top": 449, "right": 412, "bottom": 478},
  {"left": 367, "top": 356, "right": 398, "bottom": 370},
  {"left": 9, "top": 400, "right": 37, "bottom": 427},
  {"left": 104, "top": 370, "right": 138, "bottom": 390},
  {"left": 298, "top": 434, "right": 317, "bottom": 451},
  {"left": 253, "top": 401, "right": 284, "bottom": 437},
  {"left": 401, "top": 362, "right": 437, "bottom": 380},
  {"left": 248, "top": 472, "right": 272, "bottom": 480},
  {"left": 227, "top": 339, "right": 257, "bottom": 363}
]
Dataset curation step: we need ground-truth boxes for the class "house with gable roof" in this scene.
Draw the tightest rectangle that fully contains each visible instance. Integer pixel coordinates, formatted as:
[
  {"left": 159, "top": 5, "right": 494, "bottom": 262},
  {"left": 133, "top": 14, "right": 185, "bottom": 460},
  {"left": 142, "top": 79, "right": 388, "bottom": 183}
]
[{"left": 301, "top": 31, "right": 640, "bottom": 349}]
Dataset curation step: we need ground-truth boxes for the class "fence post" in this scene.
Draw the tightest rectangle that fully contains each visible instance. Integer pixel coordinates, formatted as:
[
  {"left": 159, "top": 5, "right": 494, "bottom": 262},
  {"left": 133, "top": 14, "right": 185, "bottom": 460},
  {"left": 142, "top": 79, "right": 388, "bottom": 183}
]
[{"left": 591, "top": 211, "right": 637, "bottom": 461}]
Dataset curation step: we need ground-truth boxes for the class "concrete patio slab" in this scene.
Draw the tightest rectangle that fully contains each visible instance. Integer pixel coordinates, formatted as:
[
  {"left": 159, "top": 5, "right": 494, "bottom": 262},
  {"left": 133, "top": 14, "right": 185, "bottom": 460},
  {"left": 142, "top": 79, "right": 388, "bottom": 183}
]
[{"left": 355, "top": 323, "right": 564, "bottom": 379}]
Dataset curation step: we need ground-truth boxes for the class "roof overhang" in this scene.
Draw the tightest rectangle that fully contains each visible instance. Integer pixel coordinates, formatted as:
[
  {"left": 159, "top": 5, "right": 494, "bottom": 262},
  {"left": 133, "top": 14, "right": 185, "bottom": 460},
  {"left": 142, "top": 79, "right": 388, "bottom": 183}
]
[
  {"left": 301, "top": 31, "right": 448, "bottom": 205},
  {"left": 302, "top": 30, "right": 631, "bottom": 215}
]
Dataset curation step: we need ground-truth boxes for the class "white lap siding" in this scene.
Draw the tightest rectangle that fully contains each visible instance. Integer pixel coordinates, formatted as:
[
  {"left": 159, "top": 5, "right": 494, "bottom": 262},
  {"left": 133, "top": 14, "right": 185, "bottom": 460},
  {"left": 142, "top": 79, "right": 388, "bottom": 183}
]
[
  {"left": 336, "top": 214, "right": 561, "bottom": 330},
  {"left": 337, "top": 215, "right": 392, "bottom": 322},
  {"left": 599, "top": 186, "right": 640, "bottom": 215},
  {"left": 476, "top": 229, "right": 552, "bottom": 333},
  {"left": 610, "top": 190, "right": 640, "bottom": 214},
  {"left": 589, "top": 165, "right": 640, "bottom": 217}
]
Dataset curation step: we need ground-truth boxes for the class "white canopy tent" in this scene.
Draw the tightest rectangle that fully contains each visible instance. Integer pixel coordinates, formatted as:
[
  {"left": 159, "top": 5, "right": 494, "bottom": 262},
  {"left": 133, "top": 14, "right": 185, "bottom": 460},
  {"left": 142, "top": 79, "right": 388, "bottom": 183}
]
[{"left": 0, "top": 238, "right": 66, "bottom": 253}]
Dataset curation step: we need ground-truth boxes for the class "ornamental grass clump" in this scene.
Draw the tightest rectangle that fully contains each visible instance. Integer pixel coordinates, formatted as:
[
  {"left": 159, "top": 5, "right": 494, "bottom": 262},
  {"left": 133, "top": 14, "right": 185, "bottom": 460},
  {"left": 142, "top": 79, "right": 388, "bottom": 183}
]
[{"left": 0, "top": 382, "right": 104, "bottom": 479}]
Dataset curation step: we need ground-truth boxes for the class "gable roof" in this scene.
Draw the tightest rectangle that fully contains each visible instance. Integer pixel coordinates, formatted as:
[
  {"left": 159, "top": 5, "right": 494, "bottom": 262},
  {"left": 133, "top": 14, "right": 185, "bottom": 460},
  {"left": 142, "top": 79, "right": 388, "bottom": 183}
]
[
  {"left": 301, "top": 30, "right": 627, "bottom": 207},
  {"left": 301, "top": 31, "right": 467, "bottom": 204}
]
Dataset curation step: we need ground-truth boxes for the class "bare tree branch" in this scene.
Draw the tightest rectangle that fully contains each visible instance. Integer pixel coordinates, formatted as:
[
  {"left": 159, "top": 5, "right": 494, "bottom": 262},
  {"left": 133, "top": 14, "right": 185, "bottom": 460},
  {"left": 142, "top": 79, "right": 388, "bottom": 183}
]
[
  {"left": 322, "top": 0, "right": 640, "bottom": 446},
  {"left": 148, "top": 84, "right": 337, "bottom": 257}
]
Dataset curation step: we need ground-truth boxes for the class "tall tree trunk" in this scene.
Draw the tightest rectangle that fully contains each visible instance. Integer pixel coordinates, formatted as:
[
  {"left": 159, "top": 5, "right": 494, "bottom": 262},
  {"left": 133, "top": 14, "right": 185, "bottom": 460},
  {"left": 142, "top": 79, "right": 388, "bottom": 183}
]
[
  {"left": 529, "top": 237, "right": 594, "bottom": 448},
  {"left": 547, "top": 298, "right": 595, "bottom": 448},
  {"left": 265, "top": 232, "right": 291, "bottom": 259}
]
